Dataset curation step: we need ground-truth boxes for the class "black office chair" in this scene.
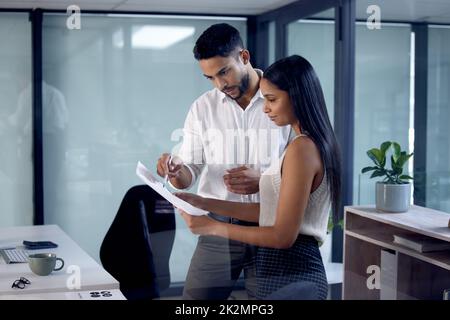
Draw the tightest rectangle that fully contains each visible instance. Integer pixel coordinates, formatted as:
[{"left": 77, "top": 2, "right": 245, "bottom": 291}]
[{"left": 100, "top": 185, "right": 176, "bottom": 300}]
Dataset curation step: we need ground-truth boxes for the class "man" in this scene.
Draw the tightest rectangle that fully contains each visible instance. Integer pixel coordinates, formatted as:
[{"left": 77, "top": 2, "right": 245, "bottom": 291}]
[{"left": 156, "top": 23, "right": 291, "bottom": 300}]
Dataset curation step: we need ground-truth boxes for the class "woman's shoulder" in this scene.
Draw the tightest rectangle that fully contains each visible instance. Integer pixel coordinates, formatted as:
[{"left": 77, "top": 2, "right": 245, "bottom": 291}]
[
  {"left": 287, "top": 135, "right": 317, "bottom": 154},
  {"left": 284, "top": 135, "right": 321, "bottom": 168}
]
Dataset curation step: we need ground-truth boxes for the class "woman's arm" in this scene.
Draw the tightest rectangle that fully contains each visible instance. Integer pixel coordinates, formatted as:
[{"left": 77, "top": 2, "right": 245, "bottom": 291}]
[
  {"left": 180, "top": 214, "right": 284, "bottom": 248},
  {"left": 176, "top": 193, "right": 259, "bottom": 223},
  {"left": 181, "top": 137, "right": 322, "bottom": 248},
  {"left": 206, "top": 198, "right": 260, "bottom": 223}
]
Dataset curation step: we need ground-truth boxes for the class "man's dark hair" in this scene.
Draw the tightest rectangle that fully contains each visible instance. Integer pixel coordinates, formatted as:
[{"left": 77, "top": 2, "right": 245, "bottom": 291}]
[{"left": 193, "top": 23, "right": 244, "bottom": 60}]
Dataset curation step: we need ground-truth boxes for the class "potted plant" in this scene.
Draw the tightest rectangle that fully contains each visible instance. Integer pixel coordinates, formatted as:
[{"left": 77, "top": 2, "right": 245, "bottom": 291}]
[{"left": 361, "top": 141, "right": 413, "bottom": 213}]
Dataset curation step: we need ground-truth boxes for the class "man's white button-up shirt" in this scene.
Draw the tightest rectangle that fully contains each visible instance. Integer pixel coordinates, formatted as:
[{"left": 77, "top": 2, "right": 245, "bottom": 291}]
[{"left": 173, "top": 79, "right": 292, "bottom": 203}]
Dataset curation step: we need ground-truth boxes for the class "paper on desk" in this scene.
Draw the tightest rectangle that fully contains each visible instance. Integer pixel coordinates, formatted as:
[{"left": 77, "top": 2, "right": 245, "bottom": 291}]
[{"left": 136, "top": 161, "right": 208, "bottom": 216}]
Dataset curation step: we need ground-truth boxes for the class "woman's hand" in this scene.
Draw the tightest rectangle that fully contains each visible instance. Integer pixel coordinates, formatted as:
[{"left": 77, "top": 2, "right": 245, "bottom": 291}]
[
  {"left": 175, "top": 192, "right": 208, "bottom": 210},
  {"left": 178, "top": 210, "right": 217, "bottom": 236}
]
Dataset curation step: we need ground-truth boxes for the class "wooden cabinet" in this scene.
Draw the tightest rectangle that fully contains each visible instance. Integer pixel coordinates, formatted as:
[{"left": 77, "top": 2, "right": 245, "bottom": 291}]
[{"left": 343, "top": 205, "right": 450, "bottom": 300}]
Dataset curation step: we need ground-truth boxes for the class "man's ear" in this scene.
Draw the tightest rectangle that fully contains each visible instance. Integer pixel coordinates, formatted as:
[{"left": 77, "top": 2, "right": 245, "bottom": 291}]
[{"left": 240, "top": 49, "right": 250, "bottom": 65}]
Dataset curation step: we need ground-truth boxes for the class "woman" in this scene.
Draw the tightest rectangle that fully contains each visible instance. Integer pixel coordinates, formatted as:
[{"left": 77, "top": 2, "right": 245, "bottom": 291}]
[{"left": 177, "top": 55, "right": 341, "bottom": 300}]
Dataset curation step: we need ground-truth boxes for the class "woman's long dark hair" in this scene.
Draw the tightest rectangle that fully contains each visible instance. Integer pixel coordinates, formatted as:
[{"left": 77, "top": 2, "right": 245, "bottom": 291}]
[{"left": 264, "top": 55, "right": 342, "bottom": 222}]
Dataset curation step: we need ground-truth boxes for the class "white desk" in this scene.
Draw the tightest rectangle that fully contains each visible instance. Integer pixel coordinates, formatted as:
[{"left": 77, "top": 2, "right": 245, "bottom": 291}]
[
  {"left": 0, "top": 225, "right": 120, "bottom": 298},
  {"left": 0, "top": 289, "right": 125, "bottom": 300}
]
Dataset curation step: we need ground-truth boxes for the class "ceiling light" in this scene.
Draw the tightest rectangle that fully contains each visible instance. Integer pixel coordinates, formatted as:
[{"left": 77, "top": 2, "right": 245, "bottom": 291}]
[{"left": 132, "top": 25, "right": 195, "bottom": 49}]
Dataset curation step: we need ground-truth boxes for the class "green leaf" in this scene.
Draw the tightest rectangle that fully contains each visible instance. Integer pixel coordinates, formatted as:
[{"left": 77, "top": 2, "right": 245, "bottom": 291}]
[
  {"left": 397, "top": 154, "right": 408, "bottom": 168},
  {"left": 380, "top": 156, "right": 386, "bottom": 168},
  {"left": 327, "top": 216, "right": 333, "bottom": 233},
  {"left": 367, "top": 150, "right": 379, "bottom": 165},
  {"left": 399, "top": 175, "right": 414, "bottom": 180},
  {"left": 385, "top": 170, "right": 397, "bottom": 184},
  {"left": 327, "top": 216, "right": 344, "bottom": 234},
  {"left": 391, "top": 155, "right": 398, "bottom": 168},
  {"left": 392, "top": 142, "right": 401, "bottom": 162},
  {"left": 361, "top": 166, "right": 377, "bottom": 173},
  {"left": 391, "top": 152, "right": 412, "bottom": 171},
  {"left": 379, "top": 141, "right": 390, "bottom": 168},
  {"left": 393, "top": 166, "right": 403, "bottom": 175},
  {"left": 386, "top": 177, "right": 396, "bottom": 184},
  {"left": 370, "top": 169, "right": 386, "bottom": 179},
  {"left": 367, "top": 142, "right": 413, "bottom": 182},
  {"left": 367, "top": 148, "right": 383, "bottom": 166},
  {"left": 380, "top": 141, "right": 391, "bottom": 155}
]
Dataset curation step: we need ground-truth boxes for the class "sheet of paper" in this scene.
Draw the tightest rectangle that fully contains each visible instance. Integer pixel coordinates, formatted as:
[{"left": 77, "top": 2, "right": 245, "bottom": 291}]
[{"left": 136, "top": 161, "right": 208, "bottom": 216}]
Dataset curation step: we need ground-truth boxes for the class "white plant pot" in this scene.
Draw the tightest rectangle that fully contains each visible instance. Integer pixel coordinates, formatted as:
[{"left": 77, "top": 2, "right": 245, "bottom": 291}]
[{"left": 375, "top": 182, "right": 411, "bottom": 213}]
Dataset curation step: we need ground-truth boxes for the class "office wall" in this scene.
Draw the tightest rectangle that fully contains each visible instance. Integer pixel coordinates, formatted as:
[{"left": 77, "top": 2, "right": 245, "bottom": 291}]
[
  {"left": 0, "top": 13, "right": 33, "bottom": 227},
  {"left": 41, "top": 14, "right": 247, "bottom": 282},
  {"left": 354, "top": 24, "right": 412, "bottom": 205},
  {"left": 286, "top": 19, "right": 411, "bottom": 208},
  {"left": 427, "top": 26, "right": 450, "bottom": 213},
  {"left": 287, "top": 19, "right": 335, "bottom": 125}
]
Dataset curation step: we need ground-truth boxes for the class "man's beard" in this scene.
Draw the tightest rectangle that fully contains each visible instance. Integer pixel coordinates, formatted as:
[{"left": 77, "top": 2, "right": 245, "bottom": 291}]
[{"left": 224, "top": 71, "right": 250, "bottom": 101}]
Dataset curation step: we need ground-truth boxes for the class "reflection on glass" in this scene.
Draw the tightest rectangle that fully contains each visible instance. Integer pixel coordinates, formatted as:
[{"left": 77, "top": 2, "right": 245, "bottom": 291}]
[
  {"left": 42, "top": 14, "right": 247, "bottom": 282},
  {"left": 287, "top": 15, "right": 335, "bottom": 124},
  {"left": 0, "top": 13, "right": 33, "bottom": 227},
  {"left": 427, "top": 26, "right": 450, "bottom": 213},
  {"left": 286, "top": 10, "right": 335, "bottom": 269},
  {"left": 42, "top": 80, "right": 69, "bottom": 201},
  {"left": 354, "top": 23, "right": 412, "bottom": 205}
]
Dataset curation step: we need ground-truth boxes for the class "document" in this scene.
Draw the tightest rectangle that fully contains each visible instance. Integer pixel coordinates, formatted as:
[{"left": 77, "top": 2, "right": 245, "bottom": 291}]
[{"left": 136, "top": 161, "right": 208, "bottom": 216}]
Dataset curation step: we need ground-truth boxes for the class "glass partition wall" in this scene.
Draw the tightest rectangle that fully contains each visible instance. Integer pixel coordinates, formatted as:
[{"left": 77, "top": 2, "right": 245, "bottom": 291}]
[
  {"left": 286, "top": 9, "right": 336, "bottom": 265},
  {"left": 354, "top": 23, "right": 412, "bottom": 205},
  {"left": 0, "top": 13, "right": 33, "bottom": 227},
  {"left": 42, "top": 13, "right": 247, "bottom": 283},
  {"left": 426, "top": 25, "right": 450, "bottom": 213}
]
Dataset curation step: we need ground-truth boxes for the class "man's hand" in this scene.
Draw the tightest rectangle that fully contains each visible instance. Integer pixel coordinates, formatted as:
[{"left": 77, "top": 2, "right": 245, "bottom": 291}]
[
  {"left": 156, "top": 153, "right": 183, "bottom": 178},
  {"left": 223, "top": 166, "right": 260, "bottom": 195}
]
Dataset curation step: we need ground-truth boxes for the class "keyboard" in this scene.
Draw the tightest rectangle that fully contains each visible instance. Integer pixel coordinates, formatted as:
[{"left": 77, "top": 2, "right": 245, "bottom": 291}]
[{"left": 0, "top": 248, "right": 29, "bottom": 264}]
